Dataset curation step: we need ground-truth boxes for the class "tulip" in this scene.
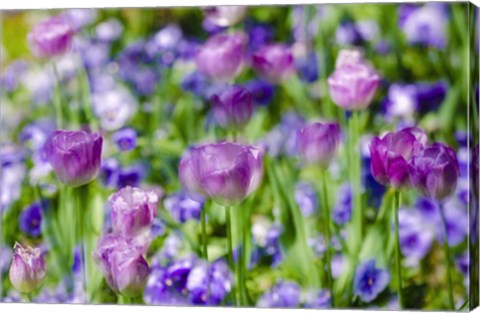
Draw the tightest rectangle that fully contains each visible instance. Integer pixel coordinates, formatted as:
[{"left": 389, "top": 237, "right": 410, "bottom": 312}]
[
  {"left": 109, "top": 186, "right": 158, "bottom": 238},
  {"left": 204, "top": 6, "right": 247, "bottom": 27},
  {"left": 369, "top": 127, "right": 427, "bottom": 189},
  {"left": 327, "top": 49, "right": 381, "bottom": 111},
  {"left": 296, "top": 122, "right": 342, "bottom": 168},
  {"left": 28, "top": 16, "right": 73, "bottom": 58},
  {"left": 9, "top": 242, "right": 46, "bottom": 293},
  {"left": 251, "top": 44, "right": 295, "bottom": 84},
  {"left": 196, "top": 32, "right": 247, "bottom": 81},
  {"left": 178, "top": 141, "right": 263, "bottom": 206},
  {"left": 94, "top": 233, "right": 150, "bottom": 297},
  {"left": 210, "top": 85, "right": 254, "bottom": 130},
  {"left": 409, "top": 143, "right": 459, "bottom": 200},
  {"left": 43, "top": 130, "right": 103, "bottom": 187}
]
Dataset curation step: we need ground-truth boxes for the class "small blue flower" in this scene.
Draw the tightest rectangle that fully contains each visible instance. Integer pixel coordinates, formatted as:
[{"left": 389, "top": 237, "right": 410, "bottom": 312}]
[
  {"left": 308, "top": 234, "right": 326, "bottom": 257},
  {"left": 181, "top": 71, "right": 210, "bottom": 99},
  {"left": 303, "top": 289, "right": 331, "bottom": 308},
  {"left": 117, "top": 163, "right": 146, "bottom": 189},
  {"left": 143, "top": 262, "right": 191, "bottom": 305},
  {"left": 113, "top": 128, "right": 137, "bottom": 152},
  {"left": 244, "top": 79, "right": 275, "bottom": 106},
  {"left": 99, "top": 158, "right": 120, "bottom": 188},
  {"left": 257, "top": 281, "right": 301, "bottom": 308},
  {"left": 186, "top": 259, "right": 232, "bottom": 305},
  {"left": 398, "top": 209, "right": 434, "bottom": 267},
  {"left": 332, "top": 183, "right": 352, "bottom": 225},
  {"left": 353, "top": 259, "right": 390, "bottom": 303},
  {"left": 295, "top": 182, "right": 317, "bottom": 217},
  {"left": 164, "top": 192, "right": 204, "bottom": 223},
  {"left": 19, "top": 202, "right": 43, "bottom": 237},
  {"left": 295, "top": 51, "right": 319, "bottom": 83}
]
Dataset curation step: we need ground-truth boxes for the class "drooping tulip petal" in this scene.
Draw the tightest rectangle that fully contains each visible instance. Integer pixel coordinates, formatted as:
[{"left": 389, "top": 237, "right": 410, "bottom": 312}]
[
  {"left": 9, "top": 242, "right": 46, "bottom": 293},
  {"left": 109, "top": 186, "right": 158, "bottom": 238}
]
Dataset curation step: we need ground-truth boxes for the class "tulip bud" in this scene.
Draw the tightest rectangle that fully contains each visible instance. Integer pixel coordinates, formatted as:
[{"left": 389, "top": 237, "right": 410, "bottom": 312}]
[
  {"left": 9, "top": 242, "right": 46, "bottom": 293},
  {"left": 179, "top": 142, "right": 263, "bottom": 206},
  {"left": 409, "top": 143, "right": 459, "bottom": 200},
  {"left": 327, "top": 49, "right": 381, "bottom": 111},
  {"left": 196, "top": 32, "right": 247, "bottom": 81},
  {"left": 94, "top": 233, "right": 150, "bottom": 297},
  {"left": 251, "top": 44, "right": 295, "bottom": 84},
  {"left": 296, "top": 122, "right": 342, "bottom": 167},
  {"left": 43, "top": 130, "right": 103, "bottom": 187},
  {"left": 370, "top": 127, "right": 427, "bottom": 189},
  {"left": 210, "top": 85, "right": 253, "bottom": 130},
  {"left": 109, "top": 186, "right": 158, "bottom": 238},
  {"left": 28, "top": 16, "right": 73, "bottom": 58}
]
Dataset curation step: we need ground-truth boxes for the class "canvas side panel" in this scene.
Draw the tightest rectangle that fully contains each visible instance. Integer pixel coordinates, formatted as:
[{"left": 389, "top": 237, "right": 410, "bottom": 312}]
[{"left": 469, "top": 2, "right": 480, "bottom": 311}]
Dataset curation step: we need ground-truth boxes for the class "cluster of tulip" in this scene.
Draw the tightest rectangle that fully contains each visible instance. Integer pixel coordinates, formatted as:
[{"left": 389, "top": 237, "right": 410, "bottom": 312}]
[{"left": 0, "top": 3, "right": 478, "bottom": 310}]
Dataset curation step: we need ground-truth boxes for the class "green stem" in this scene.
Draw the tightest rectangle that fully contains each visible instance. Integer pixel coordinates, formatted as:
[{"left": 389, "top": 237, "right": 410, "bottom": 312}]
[
  {"left": 118, "top": 295, "right": 131, "bottom": 304},
  {"left": 52, "top": 64, "right": 63, "bottom": 129},
  {"left": 75, "top": 186, "right": 89, "bottom": 303},
  {"left": 225, "top": 206, "right": 237, "bottom": 306},
  {"left": 320, "top": 168, "right": 334, "bottom": 307},
  {"left": 393, "top": 190, "right": 403, "bottom": 309},
  {"left": 348, "top": 112, "right": 363, "bottom": 255},
  {"left": 439, "top": 202, "right": 455, "bottom": 310},
  {"left": 25, "top": 292, "right": 33, "bottom": 302}
]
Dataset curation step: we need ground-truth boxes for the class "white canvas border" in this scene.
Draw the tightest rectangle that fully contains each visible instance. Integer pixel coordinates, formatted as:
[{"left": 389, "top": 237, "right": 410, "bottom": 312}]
[{"left": 1, "top": 1, "right": 479, "bottom": 313}]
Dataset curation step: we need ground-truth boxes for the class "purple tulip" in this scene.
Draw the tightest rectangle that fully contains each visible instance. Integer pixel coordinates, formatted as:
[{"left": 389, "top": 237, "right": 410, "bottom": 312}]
[
  {"left": 28, "top": 16, "right": 73, "bottom": 58},
  {"left": 327, "top": 50, "right": 381, "bottom": 111},
  {"left": 94, "top": 233, "right": 150, "bottom": 297},
  {"left": 9, "top": 242, "right": 46, "bottom": 293},
  {"left": 370, "top": 127, "right": 427, "bottom": 189},
  {"left": 296, "top": 122, "right": 342, "bottom": 167},
  {"left": 179, "top": 142, "right": 263, "bottom": 206},
  {"left": 210, "top": 85, "right": 253, "bottom": 129},
  {"left": 43, "top": 130, "right": 103, "bottom": 187},
  {"left": 409, "top": 143, "right": 459, "bottom": 200},
  {"left": 196, "top": 32, "right": 247, "bottom": 81},
  {"left": 203, "top": 6, "right": 247, "bottom": 27},
  {"left": 109, "top": 186, "right": 158, "bottom": 238},
  {"left": 251, "top": 44, "right": 295, "bottom": 84}
]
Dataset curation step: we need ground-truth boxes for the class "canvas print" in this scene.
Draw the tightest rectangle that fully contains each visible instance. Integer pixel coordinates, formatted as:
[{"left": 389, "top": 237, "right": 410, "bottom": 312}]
[{"left": 0, "top": 3, "right": 479, "bottom": 310}]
